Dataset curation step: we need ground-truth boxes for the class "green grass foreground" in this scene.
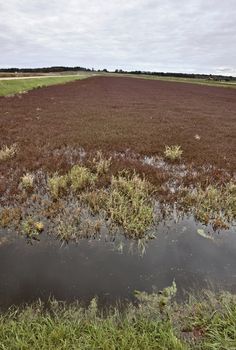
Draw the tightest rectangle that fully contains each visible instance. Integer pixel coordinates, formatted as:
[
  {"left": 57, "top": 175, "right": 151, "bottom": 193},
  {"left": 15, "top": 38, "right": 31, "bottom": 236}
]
[
  {"left": 0, "top": 286, "right": 236, "bottom": 349},
  {"left": 0, "top": 75, "right": 89, "bottom": 96}
]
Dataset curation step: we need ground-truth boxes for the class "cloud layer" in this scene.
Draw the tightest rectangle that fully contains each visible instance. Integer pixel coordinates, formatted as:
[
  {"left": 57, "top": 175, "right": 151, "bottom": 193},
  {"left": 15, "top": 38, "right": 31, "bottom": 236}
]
[{"left": 1, "top": 0, "right": 236, "bottom": 74}]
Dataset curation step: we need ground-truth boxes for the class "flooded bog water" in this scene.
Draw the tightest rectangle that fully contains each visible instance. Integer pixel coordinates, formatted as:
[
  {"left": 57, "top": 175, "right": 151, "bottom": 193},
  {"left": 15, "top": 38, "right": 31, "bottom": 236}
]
[{"left": 0, "top": 217, "right": 235, "bottom": 309}]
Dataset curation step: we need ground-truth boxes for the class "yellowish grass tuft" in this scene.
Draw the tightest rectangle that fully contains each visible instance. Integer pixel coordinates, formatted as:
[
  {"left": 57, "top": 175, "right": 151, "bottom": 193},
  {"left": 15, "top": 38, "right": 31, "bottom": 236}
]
[
  {"left": 81, "top": 190, "right": 107, "bottom": 214},
  {"left": 0, "top": 144, "right": 17, "bottom": 161},
  {"left": 21, "top": 173, "right": 35, "bottom": 189},
  {"left": 164, "top": 145, "right": 183, "bottom": 161},
  {"left": 93, "top": 151, "right": 112, "bottom": 175},
  {"left": 21, "top": 217, "right": 44, "bottom": 238},
  {"left": 48, "top": 173, "right": 69, "bottom": 198},
  {"left": 183, "top": 182, "right": 236, "bottom": 229},
  {"left": 106, "top": 172, "right": 154, "bottom": 237},
  {"left": 69, "top": 165, "right": 97, "bottom": 192}
]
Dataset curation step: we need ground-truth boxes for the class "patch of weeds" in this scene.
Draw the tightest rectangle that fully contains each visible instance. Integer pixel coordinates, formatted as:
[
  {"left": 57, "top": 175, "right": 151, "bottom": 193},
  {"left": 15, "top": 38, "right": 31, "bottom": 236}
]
[
  {"left": 80, "top": 219, "right": 103, "bottom": 237},
  {"left": 53, "top": 205, "right": 81, "bottom": 241},
  {"left": 93, "top": 151, "right": 112, "bottom": 175},
  {"left": 164, "top": 145, "right": 183, "bottom": 161},
  {"left": 21, "top": 217, "right": 44, "bottom": 239},
  {"left": 34, "top": 221, "right": 44, "bottom": 231},
  {"left": 179, "top": 291, "right": 236, "bottom": 348},
  {"left": 106, "top": 172, "right": 154, "bottom": 237},
  {"left": 80, "top": 189, "right": 107, "bottom": 214},
  {"left": 135, "top": 281, "right": 177, "bottom": 317},
  {"left": 56, "top": 220, "right": 78, "bottom": 241},
  {"left": 69, "top": 165, "right": 97, "bottom": 192},
  {"left": 0, "top": 144, "right": 17, "bottom": 161},
  {"left": 41, "top": 200, "right": 64, "bottom": 219},
  {"left": 21, "top": 173, "right": 35, "bottom": 189},
  {"left": 0, "top": 207, "right": 22, "bottom": 227},
  {"left": 182, "top": 182, "right": 236, "bottom": 229},
  {"left": 48, "top": 173, "right": 69, "bottom": 199}
]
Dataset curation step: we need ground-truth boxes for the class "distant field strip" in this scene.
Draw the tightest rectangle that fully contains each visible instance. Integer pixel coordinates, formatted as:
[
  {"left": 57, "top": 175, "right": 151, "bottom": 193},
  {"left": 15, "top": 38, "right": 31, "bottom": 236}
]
[
  {"left": 0, "top": 75, "right": 90, "bottom": 96},
  {"left": 108, "top": 73, "right": 236, "bottom": 89},
  {"left": 1, "top": 73, "right": 236, "bottom": 94}
]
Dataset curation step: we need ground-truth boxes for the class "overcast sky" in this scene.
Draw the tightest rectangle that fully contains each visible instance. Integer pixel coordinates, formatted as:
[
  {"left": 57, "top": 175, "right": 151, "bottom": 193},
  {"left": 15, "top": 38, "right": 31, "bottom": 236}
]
[{"left": 0, "top": 0, "right": 236, "bottom": 75}]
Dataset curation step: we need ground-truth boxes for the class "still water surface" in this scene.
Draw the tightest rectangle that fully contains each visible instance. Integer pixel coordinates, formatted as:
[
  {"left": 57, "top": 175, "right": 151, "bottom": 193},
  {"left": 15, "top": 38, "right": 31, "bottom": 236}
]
[{"left": 0, "top": 217, "right": 235, "bottom": 309}]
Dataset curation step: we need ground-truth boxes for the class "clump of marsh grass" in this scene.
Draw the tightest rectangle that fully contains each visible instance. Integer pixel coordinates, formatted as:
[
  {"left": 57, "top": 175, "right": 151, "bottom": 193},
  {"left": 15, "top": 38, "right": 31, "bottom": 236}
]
[
  {"left": 52, "top": 203, "right": 103, "bottom": 241},
  {"left": 164, "top": 145, "right": 183, "bottom": 161},
  {"left": 56, "top": 219, "right": 78, "bottom": 241},
  {"left": 48, "top": 165, "right": 96, "bottom": 198},
  {"left": 21, "top": 173, "right": 35, "bottom": 189},
  {"left": 48, "top": 173, "right": 69, "bottom": 198},
  {"left": 106, "top": 172, "right": 154, "bottom": 237},
  {"left": 93, "top": 151, "right": 112, "bottom": 175},
  {"left": 0, "top": 144, "right": 17, "bottom": 161},
  {"left": 182, "top": 181, "right": 236, "bottom": 229},
  {"left": 80, "top": 219, "right": 103, "bottom": 237},
  {"left": 80, "top": 190, "right": 107, "bottom": 214},
  {"left": 0, "top": 207, "right": 22, "bottom": 228},
  {"left": 135, "top": 281, "right": 177, "bottom": 316},
  {"left": 34, "top": 221, "right": 44, "bottom": 232},
  {"left": 21, "top": 217, "right": 44, "bottom": 238},
  {"left": 69, "top": 165, "right": 97, "bottom": 192},
  {"left": 52, "top": 202, "right": 81, "bottom": 241}
]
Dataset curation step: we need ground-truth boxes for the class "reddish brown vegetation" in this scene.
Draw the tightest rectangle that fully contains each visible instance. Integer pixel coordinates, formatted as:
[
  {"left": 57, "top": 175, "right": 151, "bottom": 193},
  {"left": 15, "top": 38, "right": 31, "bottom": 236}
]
[{"left": 0, "top": 76, "right": 235, "bottom": 198}]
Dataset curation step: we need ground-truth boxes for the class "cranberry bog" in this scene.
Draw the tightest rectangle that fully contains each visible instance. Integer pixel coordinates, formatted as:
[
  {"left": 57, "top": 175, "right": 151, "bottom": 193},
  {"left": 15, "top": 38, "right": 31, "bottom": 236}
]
[{"left": 0, "top": 76, "right": 235, "bottom": 307}]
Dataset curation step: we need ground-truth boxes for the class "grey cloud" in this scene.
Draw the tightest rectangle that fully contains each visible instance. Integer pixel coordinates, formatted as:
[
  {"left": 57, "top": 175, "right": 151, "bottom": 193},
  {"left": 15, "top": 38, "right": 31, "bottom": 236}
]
[{"left": 0, "top": 0, "right": 235, "bottom": 75}]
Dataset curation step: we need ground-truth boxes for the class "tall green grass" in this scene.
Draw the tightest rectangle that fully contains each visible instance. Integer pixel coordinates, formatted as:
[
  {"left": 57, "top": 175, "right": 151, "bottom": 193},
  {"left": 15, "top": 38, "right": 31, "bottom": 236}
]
[{"left": 0, "top": 287, "right": 236, "bottom": 349}]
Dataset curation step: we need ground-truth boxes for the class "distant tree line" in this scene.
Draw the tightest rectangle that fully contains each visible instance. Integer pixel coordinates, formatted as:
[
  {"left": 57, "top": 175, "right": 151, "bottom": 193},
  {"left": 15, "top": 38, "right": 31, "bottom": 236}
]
[
  {"left": 114, "top": 69, "right": 236, "bottom": 82},
  {"left": 0, "top": 66, "right": 235, "bottom": 81},
  {"left": 0, "top": 66, "right": 92, "bottom": 73}
]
